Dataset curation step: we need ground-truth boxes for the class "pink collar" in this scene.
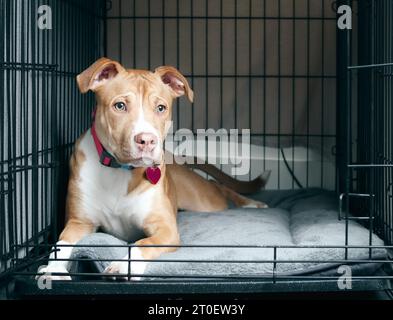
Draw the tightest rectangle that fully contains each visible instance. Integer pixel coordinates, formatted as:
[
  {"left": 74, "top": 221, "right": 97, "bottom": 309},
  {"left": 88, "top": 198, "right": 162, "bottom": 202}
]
[{"left": 90, "top": 109, "right": 161, "bottom": 184}]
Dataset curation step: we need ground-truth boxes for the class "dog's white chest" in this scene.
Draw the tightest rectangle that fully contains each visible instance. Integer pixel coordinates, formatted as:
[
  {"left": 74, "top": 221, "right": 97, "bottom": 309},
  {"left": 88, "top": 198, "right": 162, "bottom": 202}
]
[{"left": 77, "top": 131, "right": 155, "bottom": 241}]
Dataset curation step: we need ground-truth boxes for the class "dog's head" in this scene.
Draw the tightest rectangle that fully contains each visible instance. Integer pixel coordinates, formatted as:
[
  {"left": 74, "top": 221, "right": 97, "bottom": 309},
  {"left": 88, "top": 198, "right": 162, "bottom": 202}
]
[{"left": 77, "top": 58, "right": 193, "bottom": 167}]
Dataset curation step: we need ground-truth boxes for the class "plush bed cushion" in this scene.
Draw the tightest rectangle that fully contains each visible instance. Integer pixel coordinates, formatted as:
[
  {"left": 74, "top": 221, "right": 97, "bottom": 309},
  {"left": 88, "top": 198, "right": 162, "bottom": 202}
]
[{"left": 69, "top": 188, "right": 387, "bottom": 279}]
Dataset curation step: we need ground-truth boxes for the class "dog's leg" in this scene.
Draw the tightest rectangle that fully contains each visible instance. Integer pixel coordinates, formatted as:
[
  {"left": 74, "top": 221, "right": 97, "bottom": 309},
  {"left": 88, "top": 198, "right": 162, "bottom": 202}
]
[
  {"left": 37, "top": 219, "right": 95, "bottom": 281},
  {"left": 168, "top": 163, "right": 269, "bottom": 211},
  {"left": 214, "top": 182, "right": 268, "bottom": 208},
  {"left": 104, "top": 215, "right": 179, "bottom": 281}
]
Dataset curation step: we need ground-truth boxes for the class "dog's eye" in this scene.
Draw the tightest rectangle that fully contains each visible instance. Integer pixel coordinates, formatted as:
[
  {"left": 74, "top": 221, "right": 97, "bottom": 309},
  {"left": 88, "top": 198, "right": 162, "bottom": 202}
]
[
  {"left": 156, "top": 104, "right": 167, "bottom": 113},
  {"left": 114, "top": 102, "right": 127, "bottom": 112}
]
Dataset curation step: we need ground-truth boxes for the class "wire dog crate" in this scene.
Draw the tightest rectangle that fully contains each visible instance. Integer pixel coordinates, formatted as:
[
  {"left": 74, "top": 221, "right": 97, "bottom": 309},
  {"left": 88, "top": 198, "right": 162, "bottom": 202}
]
[{"left": 1, "top": 0, "right": 393, "bottom": 298}]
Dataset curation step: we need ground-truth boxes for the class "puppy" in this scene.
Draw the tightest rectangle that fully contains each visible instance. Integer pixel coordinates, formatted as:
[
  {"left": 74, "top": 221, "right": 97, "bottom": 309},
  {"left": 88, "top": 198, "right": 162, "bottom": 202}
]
[{"left": 38, "top": 58, "right": 268, "bottom": 280}]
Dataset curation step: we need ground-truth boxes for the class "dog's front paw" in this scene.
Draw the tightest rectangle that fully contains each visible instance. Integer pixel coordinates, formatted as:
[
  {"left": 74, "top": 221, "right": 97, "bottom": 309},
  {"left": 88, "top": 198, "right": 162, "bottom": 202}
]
[
  {"left": 103, "top": 261, "right": 129, "bottom": 281},
  {"left": 103, "top": 248, "right": 147, "bottom": 281},
  {"left": 35, "top": 265, "right": 72, "bottom": 281}
]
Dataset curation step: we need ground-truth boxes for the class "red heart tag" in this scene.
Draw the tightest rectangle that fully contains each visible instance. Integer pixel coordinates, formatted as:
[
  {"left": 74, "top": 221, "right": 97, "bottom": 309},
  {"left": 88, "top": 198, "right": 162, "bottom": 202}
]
[{"left": 145, "top": 167, "right": 161, "bottom": 184}]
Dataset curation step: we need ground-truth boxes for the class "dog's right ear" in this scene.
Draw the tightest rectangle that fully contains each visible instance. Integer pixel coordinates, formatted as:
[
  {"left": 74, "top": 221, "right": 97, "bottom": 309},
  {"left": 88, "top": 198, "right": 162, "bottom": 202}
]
[{"left": 76, "top": 57, "right": 125, "bottom": 93}]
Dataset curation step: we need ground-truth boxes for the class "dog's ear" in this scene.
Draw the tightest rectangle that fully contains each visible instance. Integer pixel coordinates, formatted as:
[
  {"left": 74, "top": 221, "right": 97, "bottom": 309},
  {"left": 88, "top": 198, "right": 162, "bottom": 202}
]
[
  {"left": 76, "top": 57, "right": 125, "bottom": 93},
  {"left": 155, "top": 66, "right": 194, "bottom": 102}
]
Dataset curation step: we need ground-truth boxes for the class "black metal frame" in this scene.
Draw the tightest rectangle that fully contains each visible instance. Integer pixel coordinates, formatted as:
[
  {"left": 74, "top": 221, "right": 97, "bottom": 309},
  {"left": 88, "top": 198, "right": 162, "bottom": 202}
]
[
  {"left": 0, "top": 0, "right": 105, "bottom": 282},
  {"left": 337, "top": 0, "right": 393, "bottom": 247},
  {"left": 1, "top": 0, "right": 393, "bottom": 298}
]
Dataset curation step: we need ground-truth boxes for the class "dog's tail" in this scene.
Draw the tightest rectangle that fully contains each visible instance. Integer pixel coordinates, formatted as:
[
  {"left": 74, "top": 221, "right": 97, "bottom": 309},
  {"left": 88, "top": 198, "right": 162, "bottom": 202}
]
[{"left": 186, "top": 161, "right": 271, "bottom": 194}]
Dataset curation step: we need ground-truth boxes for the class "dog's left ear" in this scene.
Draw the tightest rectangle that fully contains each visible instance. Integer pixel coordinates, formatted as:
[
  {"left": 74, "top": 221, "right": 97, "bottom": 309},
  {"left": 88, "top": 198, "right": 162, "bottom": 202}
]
[{"left": 155, "top": 66, "right": 194, "bottom": 102}]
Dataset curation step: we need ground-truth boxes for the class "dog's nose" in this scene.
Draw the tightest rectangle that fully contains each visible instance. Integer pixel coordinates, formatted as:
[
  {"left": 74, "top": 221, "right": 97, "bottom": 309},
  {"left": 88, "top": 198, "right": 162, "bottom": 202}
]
[{"left": 134, "top": 133, "right": 157, "bottom": 152}]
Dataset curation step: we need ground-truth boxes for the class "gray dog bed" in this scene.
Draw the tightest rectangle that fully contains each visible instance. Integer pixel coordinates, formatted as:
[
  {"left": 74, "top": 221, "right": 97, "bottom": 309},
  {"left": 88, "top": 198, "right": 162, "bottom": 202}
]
[{"left": 68, "top": 189, "right": 387, "bottom": 280}]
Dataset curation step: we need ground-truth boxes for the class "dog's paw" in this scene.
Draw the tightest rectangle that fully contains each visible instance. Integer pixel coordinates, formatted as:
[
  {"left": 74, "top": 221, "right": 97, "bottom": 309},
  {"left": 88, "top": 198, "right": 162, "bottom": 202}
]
[
  {"left": 35, "top": 265, "right": 72, "bottom": 281},
  {"left": 103, "top": 248, "right": 147, "bottom": 281},
  {"left": 256, "top": 201, "right": 269, "bottom": 208},
  {"left": 242, "top": 200, "right": 268, "bottom": 209},
  {"left": 103, "top": 261, "right": 129, "bottom": 281}
]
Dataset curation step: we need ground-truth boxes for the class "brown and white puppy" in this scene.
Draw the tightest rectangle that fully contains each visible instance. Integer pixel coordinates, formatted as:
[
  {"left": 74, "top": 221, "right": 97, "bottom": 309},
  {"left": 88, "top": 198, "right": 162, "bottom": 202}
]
[{"left": 38, "top": 58, "right": 268, "bottom": 280}]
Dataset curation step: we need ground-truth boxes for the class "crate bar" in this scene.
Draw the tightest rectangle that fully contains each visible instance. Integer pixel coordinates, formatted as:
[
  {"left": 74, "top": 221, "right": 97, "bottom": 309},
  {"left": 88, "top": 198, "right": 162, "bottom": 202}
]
[
  {"left": 25, "top": 258, "right": 393, "bottom": 264},
  {"left": 348, "top": 62, "right": 393, "bottom": 70},
  {"left": 22, "top": 0, "right": 29, "bottom": 261},
  {"left": 103, "top": 0, "right": 108, "bottom": 57},
  {"left": 160, "top": 0, "right": 164, "bottom": 68},
  {"left": 41, "top": 0, "right": 48, "bottom": 252},
  {"left": 277, "top": 0, "right": 281, "bottom": 189},
  {"left": 248, "top": 0, "right": 252, "bottom": 182},
  {"left": 13, "top": 243, "right": 393, "bottom": 249},
  {"left": 147, "top": 74, "right": 337, "bottom": 78},
  {"left": 0, "top": 143, "right": 73, "bottom": 166},
  {"left": 191, "top": 0, "right": 195, "bottom": 132},
  {"left": 106, "top": 16, "right": 337, "bottom": 21},
  {"left": 234, "top": 0, "right": 237, "bottom": 173},
  {"left": 204, "top": 0, "right": 208, "bottom": 133},
  {"left": 369, "top": 0, "right": 378, "bottom": 259},
  {"left": 133, "top": 0, "right": 136, "bottom": 68},
  {"left": 388, "top": 0, "right": 393, "bottom": 244},
  {"left": 348, "top": 164, "right": 393, "bottom": 168},
  {"left": 320, "top": 0, "right": 325, "bottom": 188},
  {"left": 5, "top": 0, "right": 15, "bottom": 270},
  {"left": 357, "top": 0, "right": 372, "bottom": 207},
  {"left": 0, "top": 0, "right": 5, "bottom": 267},
  {"left": 336, "top": 0, "right": 353, "bottom": 259},
  {"left": 263, "top": 0, "right": 266, "bottom": 173},
  {"left": 11, "top": 0, "right": 18, "bottom": 269},
  {"left": 118, "top": 0, "right": 122, "bottom": 63},
  {"left": 336, "top": 0, "right": 350, "bottom": 194},
  {"left": 306, "top": 0, "right": 310, "bottom": 188},
  {"left": 148, "top": 0, "right": 151, "bottom": 70},
  {"left": 31, "top": 0, "right": 40, "bottom": 256},
  {"left": 13, "top": 272, "right": 393, "bottom": 281},
  {"left": 176, "top": 0, "right": 180, "bottom": 131},
  {"left": 127, "top": 245, "right": 131, "bottom": 281},
  {"left": 0, "top": 62, "right": 57, "bottom": 71},
  {"left": 291, "top": 0, "right": 295, "bottom": 189}
]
